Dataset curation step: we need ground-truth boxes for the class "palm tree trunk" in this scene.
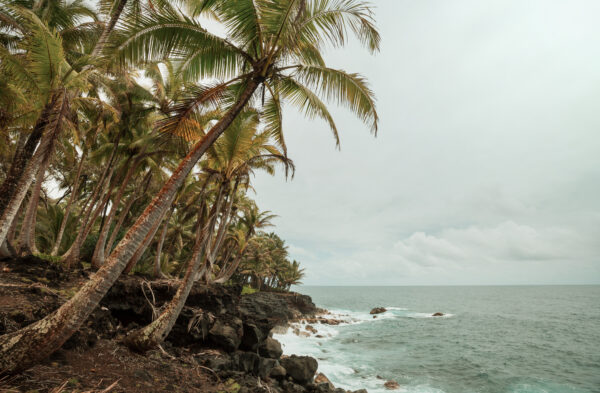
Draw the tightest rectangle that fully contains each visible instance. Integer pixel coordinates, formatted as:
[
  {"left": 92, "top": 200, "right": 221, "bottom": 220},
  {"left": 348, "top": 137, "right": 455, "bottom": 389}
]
[
  {"left": 17, "top": 136, "right": 57, "bottom": 255},
  {"left": 90, "top": 0, "right": 128, "bottom": 58},
  {"left": 105, "top": 186, "right": 139, "bottom": 255},
  {"left": 153, "top": 206, "right": 174, "bottom": 278},
  {"left": 92, "top": 157, "right": 137, "bottom": 268},
  {"left": 123, "top": 183, "right": 226, "bottom": 351},
  {"left": 0, "top": 93, "right": 67, "bottom": 247},
  {"left": 61, "top": 170, "right": 116, "bottom": 267},
  {"left": 50, "top": 149, "right": 86, "bottom": 256},
  {"left": 0, "top": 96, "right": 57, "bottom": 219},
  {"left": 123, "top": 226, "right": 207, "bottom": 352},
  {"left": 122, "top": 204, "right": 168, "bottom": 275},
  {"left": 0, "top": 77, "right": 259, "bottom": 375}
]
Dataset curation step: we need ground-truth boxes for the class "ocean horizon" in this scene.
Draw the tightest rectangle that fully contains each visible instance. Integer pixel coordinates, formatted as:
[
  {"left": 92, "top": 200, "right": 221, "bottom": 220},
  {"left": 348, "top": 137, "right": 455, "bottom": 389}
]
[{"left": 275, "top": 285, "right": 600, "bottom": 393}]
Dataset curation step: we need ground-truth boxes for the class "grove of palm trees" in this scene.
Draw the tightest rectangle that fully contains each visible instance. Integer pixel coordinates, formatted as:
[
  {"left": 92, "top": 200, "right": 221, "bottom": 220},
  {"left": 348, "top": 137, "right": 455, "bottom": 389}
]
[{"left": 0, "top": 0, "right": 379, "bottom": 390}]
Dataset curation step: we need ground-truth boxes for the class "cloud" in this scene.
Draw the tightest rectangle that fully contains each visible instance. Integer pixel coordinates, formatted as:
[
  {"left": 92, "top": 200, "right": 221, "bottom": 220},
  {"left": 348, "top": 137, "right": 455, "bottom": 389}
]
[{"left": 252, "top": 0, "right": 600, "bottom": 285}]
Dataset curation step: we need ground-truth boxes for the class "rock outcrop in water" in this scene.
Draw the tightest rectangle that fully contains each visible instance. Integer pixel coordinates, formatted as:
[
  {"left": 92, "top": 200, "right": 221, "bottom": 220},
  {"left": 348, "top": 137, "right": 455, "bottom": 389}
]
[
  {"left": 432, "top": 312, "right": 444, "bottom": 317},
  {"left": 370, "top": 307, "right": 387, "bottom": 314}
]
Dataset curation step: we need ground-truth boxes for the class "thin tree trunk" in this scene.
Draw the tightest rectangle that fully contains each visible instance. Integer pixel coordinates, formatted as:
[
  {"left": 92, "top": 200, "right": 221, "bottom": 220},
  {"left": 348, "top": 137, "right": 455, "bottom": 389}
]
[
  {"left": 61, "top": 169, "right": 116, "bottom": 267},
  {"left": 122, "top": 202, "right": 168, "bottom": 275},
  {"left": 153, "top": 206, "right": 174, "bottom": 278},
  {"left": 90, "top": 0, "right": 128, "bottom": 58},
  {"left": 0, "top": 78, "right": 259, "bottom": 375},
  {"left": 50, "top": 149, "right": 86, "bottom": 256},
  {"left": 17, "top": 139, "right": 56, "bottom": 255},
  {"left": 92, "top": 157, "right": 137, "bottom": 268}
]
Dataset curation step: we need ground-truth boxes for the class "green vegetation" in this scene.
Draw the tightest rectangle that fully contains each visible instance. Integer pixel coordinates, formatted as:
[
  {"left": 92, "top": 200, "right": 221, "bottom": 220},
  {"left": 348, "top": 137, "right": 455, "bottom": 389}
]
[{"left": 0, "top": 0, "right": 379, "bottom": 373}]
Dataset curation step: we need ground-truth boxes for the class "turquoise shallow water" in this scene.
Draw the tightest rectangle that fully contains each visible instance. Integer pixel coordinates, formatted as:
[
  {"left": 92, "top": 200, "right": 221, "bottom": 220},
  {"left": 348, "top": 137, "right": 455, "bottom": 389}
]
[{"left": 273, "top": 286, "right": 600, "bottom": 393}]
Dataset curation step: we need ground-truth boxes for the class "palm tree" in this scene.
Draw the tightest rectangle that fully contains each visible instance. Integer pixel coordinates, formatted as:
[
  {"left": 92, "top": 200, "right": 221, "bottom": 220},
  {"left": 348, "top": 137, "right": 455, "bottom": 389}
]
[
  {"left": 0, "top": 0, "right": 379, "bottom": 374},
  {"left": 0, "top": 5, "right": 94, "bottom": 248},
  {"left": 123, "top": 109, "right": 291, "bottom": 350}
]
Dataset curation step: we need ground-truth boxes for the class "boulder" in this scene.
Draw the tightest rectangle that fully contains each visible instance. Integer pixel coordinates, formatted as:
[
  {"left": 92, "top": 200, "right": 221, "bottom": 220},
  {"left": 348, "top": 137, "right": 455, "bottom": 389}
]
[
  {"left": 270, "top": 364, "right": 287, "bottom": 380},
  {"left": 257, "top": 357, "right": 279, "bottom": 379},
  {"left": 240, "top": 322, "right": 264, "bottom": 351},
  {"left": 384, "top": 380, "right": 400, "bottom": 390},
  {"left": 370, "top": 307, "right": 387, "bottom": 315},
  {"left": 209, "top": 319, "right": 242, "bottom": 352},
  {"left": 234, "top": 351, "right": 260, "bottom": 373},
  {"left": 305, "top": 325, "right": 318, "bottom": 334},
  {"left": 258, "top": 337, "right": 283, "bottom": 359},
  {"left": 315, "top": 372, "right": 334, "bottom": 389},
  {"left": 432, "top": 312, "right": 444, "bottom": 317},
  {"left": 280, "top": 355, "right": 318, "bottom": 385}
]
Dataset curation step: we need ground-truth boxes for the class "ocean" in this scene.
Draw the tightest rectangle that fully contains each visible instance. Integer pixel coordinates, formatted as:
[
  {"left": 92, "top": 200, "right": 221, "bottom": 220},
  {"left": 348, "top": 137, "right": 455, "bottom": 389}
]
[{"left": 273, "top": 286, "right": 600, "bottom": 393}]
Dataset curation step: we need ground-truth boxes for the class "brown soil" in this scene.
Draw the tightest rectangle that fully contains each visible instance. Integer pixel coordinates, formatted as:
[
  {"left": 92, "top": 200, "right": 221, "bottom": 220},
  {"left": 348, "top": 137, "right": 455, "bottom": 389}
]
[
  {"left": 0, "top": 340, "right": 224, "bottom": 393},
  {"left": 0, "top": 257, "right": 256, "bottom": 393}
]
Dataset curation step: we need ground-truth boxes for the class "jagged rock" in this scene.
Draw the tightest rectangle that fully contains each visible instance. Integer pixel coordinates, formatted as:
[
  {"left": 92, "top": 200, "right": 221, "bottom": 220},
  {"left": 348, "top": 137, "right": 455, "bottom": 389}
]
[
  {"left": 384, "top": 380, "right": 400, "bottom": 390},
  {"left": 234, "top": 351, "right": 260, "bottom": 373},
  {"left": 209, "top": 319, "right": 243, "bottom": 352},
  {"left": 280, "top": 355, "right": 318, "bottom": 385},
  {"left": 315, "top": 372, "right": 334, "bottom": 389},
  {"left": 258, "top": 337, "right": 283, "bottom": 359},
  {"left": 370, "top": 307, "right": 387, "bottom": 315},
  {"left": 305, "top": 325, "right": 318, "bottom": 334},
  {"left": 280, "top": 380, "right": 307, "bottom": 393},
  {"left": 432, "top": 312, "right": 444, "bottom": 317},
  {"left": 240, "top": 322, "right": 265, "bottom": 351}
]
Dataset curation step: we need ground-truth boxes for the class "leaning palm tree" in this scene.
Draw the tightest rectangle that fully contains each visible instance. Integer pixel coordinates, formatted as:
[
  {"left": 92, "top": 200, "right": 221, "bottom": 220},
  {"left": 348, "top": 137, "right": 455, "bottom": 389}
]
[
  {"left": 123, "top": 109, "right": 292, "bottom": 351},
  {"left": 0, "top": 0, "right": 379, "bottom": 374}
]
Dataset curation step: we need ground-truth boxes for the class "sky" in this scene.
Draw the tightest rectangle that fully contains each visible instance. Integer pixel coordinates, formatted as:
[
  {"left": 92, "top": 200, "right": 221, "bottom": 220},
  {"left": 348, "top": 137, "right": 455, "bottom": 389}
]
[{"left": 250, "top": 0, "right": 600, "bottom": 286}]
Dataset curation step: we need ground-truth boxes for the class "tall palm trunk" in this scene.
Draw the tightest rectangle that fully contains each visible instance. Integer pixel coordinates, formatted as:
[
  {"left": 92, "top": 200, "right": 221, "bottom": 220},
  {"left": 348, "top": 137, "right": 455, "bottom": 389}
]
[
  {"left": 203, "top": 181, "right": 239, "bottom": 281},
  {"left": 61, "top": 169, "right": 116, "bottom": 267},
  {"left": 123, "top": 183, "right": 226, "bottom": 351},
  {"left": 50, "top": 143, "right": 87, "bottom": 256},
  {"left": 91, "top": 157, "right": 138, "bottom": 268},
  {"left": 153, "top": 206, "right": 174, "bottom": 278},
  {"left": 17, "top": 144, "right": 54, "bottom": 255},
  {"left": 90, "top": 0, "right": 128, "bottom": 58},
  {"left": 105, "top": 171, "right": 150, "bottom": 254},
  {"left": 122, "top": 204, "right": 167, "bottom": 275},
  {"left": 0, "top": 78, "right": 259, "bottom": 375}
]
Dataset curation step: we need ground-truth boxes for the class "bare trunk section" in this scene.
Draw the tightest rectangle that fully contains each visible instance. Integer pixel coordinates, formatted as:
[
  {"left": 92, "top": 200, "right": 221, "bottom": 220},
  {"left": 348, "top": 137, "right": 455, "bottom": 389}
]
[
  {"left": 50, "top": 148, "right": 86, "bottom": 256},
  {"left": 17, "top": 140, "right": 55, "bottom": 255},
  {"left": 61, "top": 169, "right": 116, "bottom": 268},
  {"left": 92, "top": 157, "right": 138, "bottom": 268},
  {"left": 90, "top": 0, "right": 128, "bottom": 58},
  {"left": 0, "top": 78, "right": 259, "bottom": 375},
  {"left": 153, "top": 206, "right": 174, "bottom": 278},
  {"left": 122, "top": 204, "right": 168, "bottom": 275}
]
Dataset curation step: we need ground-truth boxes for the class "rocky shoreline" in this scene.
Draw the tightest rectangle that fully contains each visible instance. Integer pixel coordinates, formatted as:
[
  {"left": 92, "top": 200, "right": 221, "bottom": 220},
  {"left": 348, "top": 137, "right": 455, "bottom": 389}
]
[{"left": 0, "top": 256, "right": 365, "bottom": 393}]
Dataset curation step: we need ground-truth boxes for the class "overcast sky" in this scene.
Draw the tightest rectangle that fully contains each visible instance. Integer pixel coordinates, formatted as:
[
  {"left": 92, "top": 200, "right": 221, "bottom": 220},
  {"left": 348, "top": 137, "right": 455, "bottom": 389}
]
[{"left": 250, "top": 0, "right": 600, "bottom": 286}]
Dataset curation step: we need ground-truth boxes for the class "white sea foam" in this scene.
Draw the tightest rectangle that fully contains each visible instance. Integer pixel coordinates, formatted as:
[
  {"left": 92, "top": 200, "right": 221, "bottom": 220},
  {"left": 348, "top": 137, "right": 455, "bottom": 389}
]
[{"left": 273, "top": 306, "right": 451, "bottom": 393}]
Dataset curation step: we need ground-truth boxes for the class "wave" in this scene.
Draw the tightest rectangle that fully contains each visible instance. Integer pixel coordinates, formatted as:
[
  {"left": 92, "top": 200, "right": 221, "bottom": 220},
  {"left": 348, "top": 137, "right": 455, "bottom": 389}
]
[{"left": 273, "top": 306, "right": 454, "bottom": 393}]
